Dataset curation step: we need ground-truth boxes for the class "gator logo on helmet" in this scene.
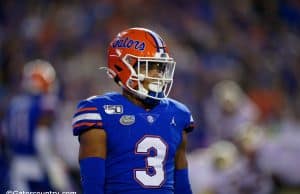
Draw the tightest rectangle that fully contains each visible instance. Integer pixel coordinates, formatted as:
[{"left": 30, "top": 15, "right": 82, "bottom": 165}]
[{"left": 112, "top": 37, "right": 145, "bottom": 51}]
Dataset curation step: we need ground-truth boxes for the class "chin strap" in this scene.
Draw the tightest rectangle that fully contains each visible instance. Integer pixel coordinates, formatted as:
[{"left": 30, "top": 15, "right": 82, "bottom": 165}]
[
  {"left": 143, "top": 91, "right": 164, "bottom": 106},
  {"left": 148, "top": 90, "right": 164, "bottom": 98}
]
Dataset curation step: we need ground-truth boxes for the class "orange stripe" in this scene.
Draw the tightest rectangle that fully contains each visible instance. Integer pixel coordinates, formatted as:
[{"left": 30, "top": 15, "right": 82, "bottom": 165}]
[
  {"left": 73, "top": 122, "right": 103, "bottom": 128},
  {"left": 77, "top": 107, "right": 97, "bottom": 113}
]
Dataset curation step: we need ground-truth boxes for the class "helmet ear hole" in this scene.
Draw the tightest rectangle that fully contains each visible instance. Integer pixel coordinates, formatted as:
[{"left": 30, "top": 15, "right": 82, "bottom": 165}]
[
  {"left": 114, "top": 75, "right": 121, "bottom": 84},
  {"left": 114, "top": 65, "right": 123, "bottom": 72}
]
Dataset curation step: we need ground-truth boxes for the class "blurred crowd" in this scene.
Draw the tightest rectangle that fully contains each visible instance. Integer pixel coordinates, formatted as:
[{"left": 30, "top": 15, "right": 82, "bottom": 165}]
[{"left": 0, "top": 0, "right": 300, "bottom": 194}]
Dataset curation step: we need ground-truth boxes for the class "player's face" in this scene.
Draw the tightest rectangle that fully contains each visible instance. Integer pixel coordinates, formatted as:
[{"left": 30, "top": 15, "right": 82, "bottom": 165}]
[{"left": 138, "top": 62, "right": 166, "bottom": 90}]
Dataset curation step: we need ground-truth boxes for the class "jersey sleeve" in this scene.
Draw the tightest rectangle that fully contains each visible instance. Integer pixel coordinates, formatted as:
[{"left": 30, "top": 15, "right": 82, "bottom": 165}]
[
  {"left": 169, "top": 98, "right": 195, "bottom": 133},
  {"left": 184, "top": 112, "right": 195, "bottom": 133},
  {"left": 72, "top": 99, "right": 103, "bottom": 136}
]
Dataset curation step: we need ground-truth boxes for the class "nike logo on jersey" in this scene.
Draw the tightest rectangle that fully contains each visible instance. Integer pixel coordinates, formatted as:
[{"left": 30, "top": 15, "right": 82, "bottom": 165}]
[
  {"left": 139, "top": 113, "right": 159, "bottom": 124},
  {"left": 147, "top": 115, "right": 155, "bottom": 123}
]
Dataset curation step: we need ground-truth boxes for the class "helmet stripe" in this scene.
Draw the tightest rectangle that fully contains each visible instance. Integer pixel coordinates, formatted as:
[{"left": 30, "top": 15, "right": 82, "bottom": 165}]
[{"left": 146, "top": 30, "right": 166, "bottom": 53}]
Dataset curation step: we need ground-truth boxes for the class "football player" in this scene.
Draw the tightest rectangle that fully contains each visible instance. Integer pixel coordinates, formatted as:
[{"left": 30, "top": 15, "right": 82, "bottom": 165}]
[
  {"left": 3, "top": 59, "right": 70, "bottom": 191},
  {"left": 73, "top": 27, "right": 194, "bottom": 194}
]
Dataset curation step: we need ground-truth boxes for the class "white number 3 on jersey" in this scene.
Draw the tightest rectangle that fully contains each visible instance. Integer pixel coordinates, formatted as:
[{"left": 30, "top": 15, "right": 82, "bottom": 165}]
[{"left": 134, "top": 136, "right": 168, "bottom": 188}]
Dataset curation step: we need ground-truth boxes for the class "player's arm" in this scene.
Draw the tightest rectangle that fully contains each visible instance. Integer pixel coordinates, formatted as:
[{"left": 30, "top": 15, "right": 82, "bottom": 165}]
[
  {"left": 34, "top": 106, "right": 71, "bottom": 191},
  {"left": 78, "top": 128, "right": 106, "bottom": 194},
  {"left": 174, "top": 131, "right": 193, "bottom": 194},
  {"left": 72, "top": 99, "right": 107, "bottom": 194}
]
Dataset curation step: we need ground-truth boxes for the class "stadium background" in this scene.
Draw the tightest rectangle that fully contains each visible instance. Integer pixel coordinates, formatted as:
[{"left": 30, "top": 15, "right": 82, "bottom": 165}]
[{"left": 0, "top": 0, "right": 299, "bottom": 193}]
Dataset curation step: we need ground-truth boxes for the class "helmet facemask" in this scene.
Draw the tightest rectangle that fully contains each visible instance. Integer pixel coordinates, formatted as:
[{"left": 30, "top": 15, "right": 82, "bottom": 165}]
[{"left": 122, "top": 54, "right": 176, "bottom": 100}]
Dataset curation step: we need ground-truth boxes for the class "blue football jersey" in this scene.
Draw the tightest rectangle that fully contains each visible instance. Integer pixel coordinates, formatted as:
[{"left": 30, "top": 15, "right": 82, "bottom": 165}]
[
  {"left": 73, "top": 92, "right": 194, "bottom": 194},
  {"left": 4, "top": 93, "right": 56, "bottom": 155}
]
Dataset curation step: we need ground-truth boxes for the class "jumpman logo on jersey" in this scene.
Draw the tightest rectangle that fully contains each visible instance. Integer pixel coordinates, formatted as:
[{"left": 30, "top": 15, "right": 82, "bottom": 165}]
[{"left": 170, "top": 116, "right": 176, "bottom": 126}]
